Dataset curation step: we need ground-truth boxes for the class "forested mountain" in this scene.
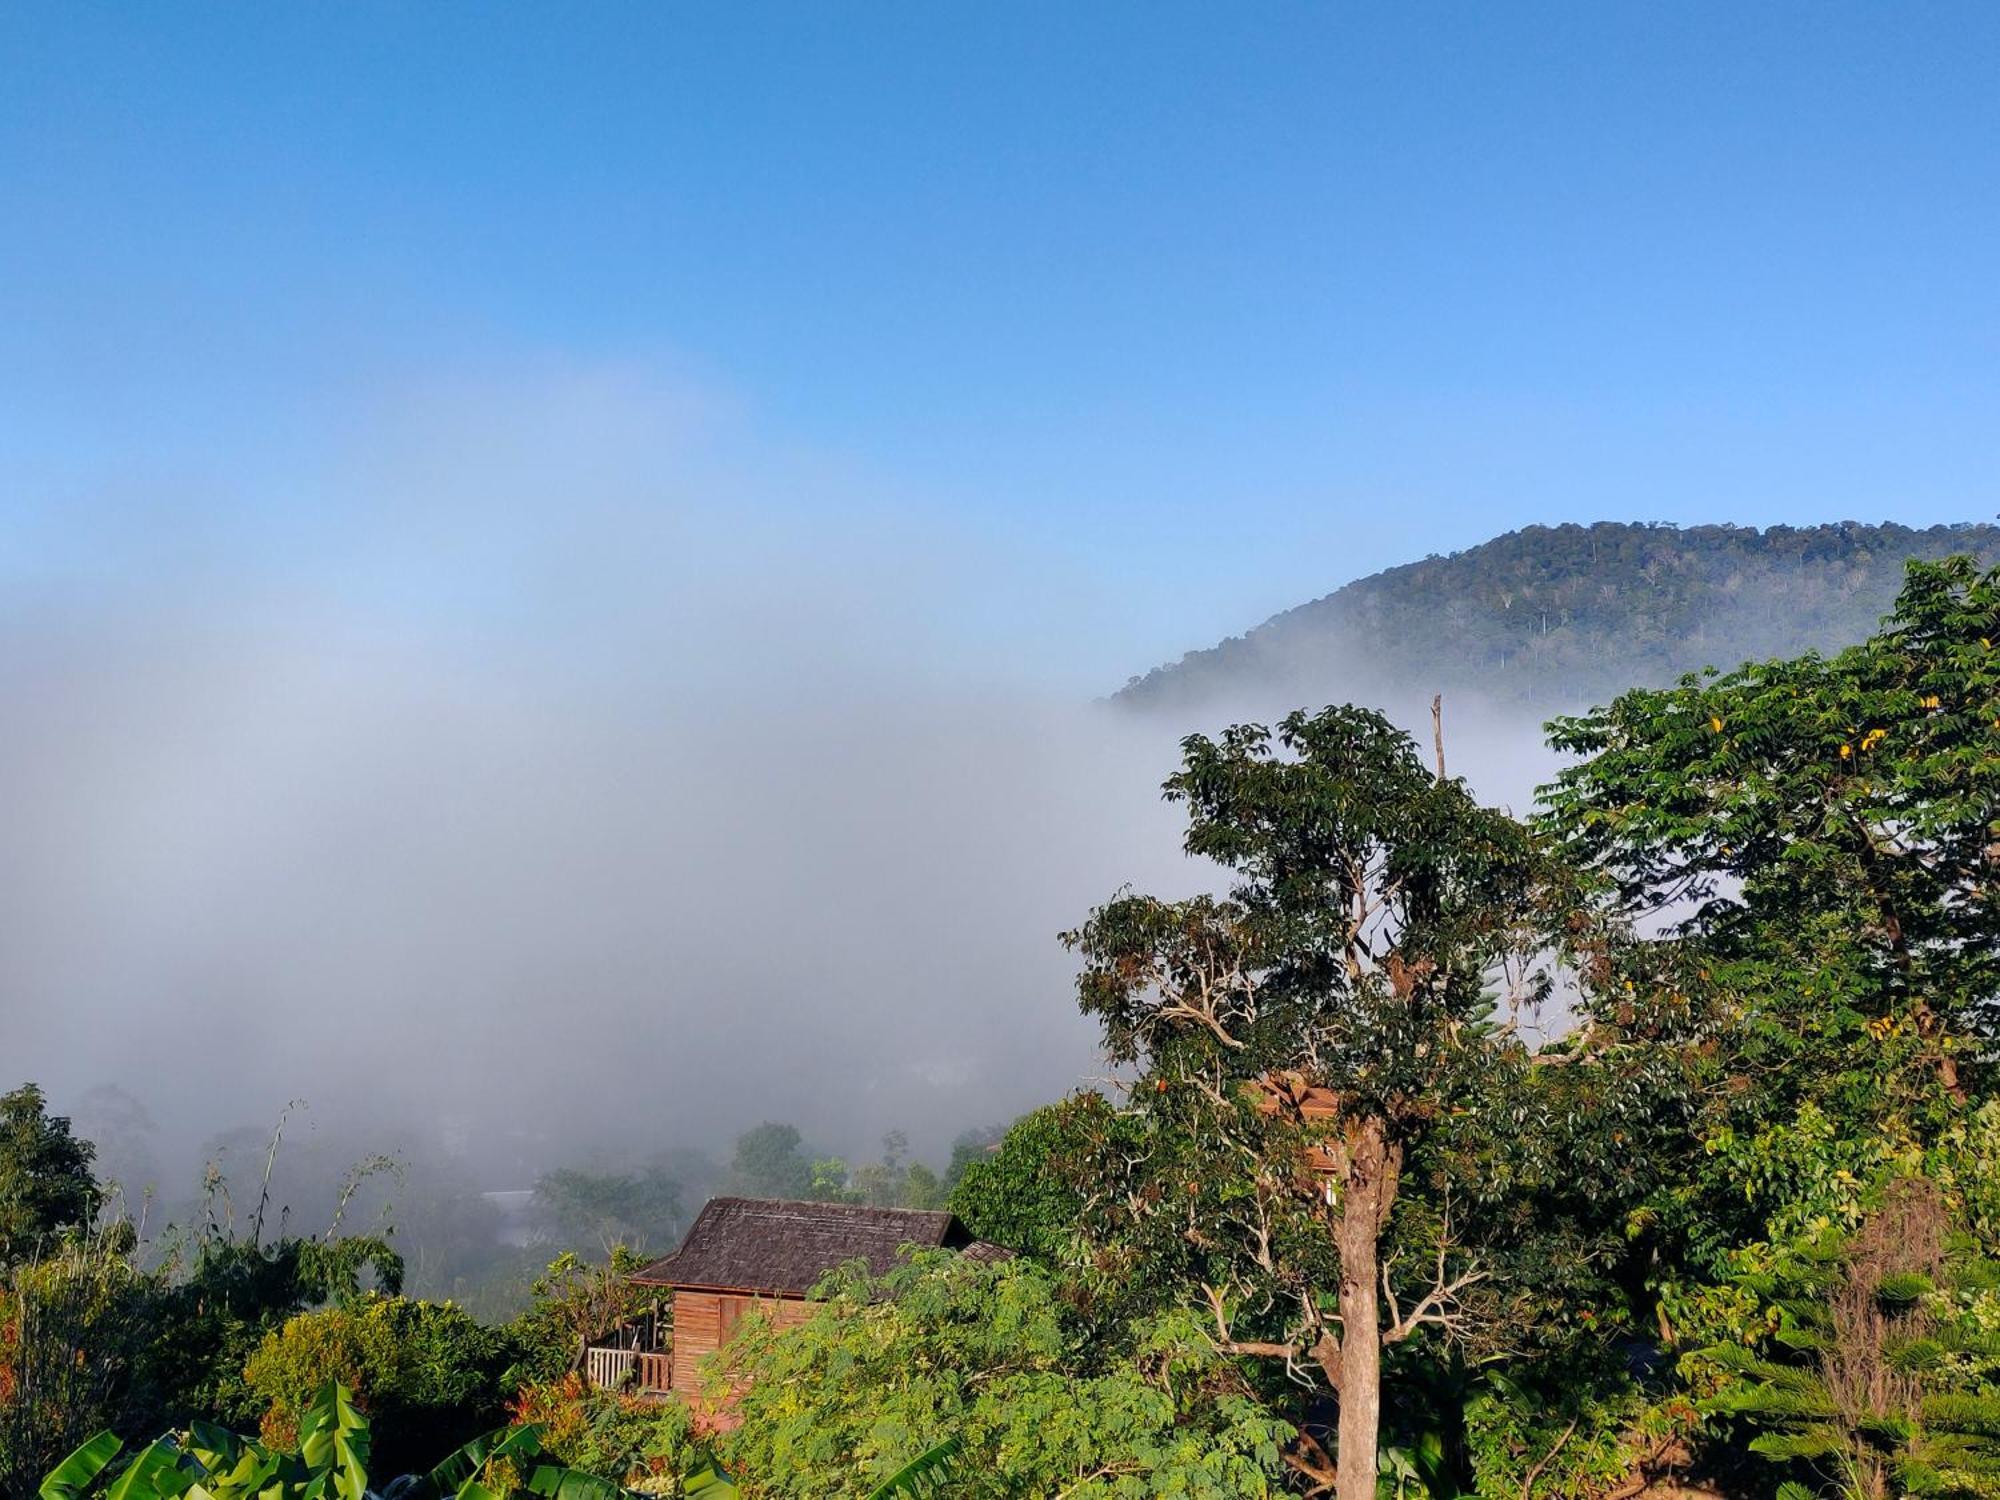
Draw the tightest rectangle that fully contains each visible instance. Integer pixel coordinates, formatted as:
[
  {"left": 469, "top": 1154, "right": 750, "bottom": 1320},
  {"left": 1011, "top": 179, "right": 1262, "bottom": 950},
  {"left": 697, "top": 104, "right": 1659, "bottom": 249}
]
[{"left": 1115, "top": 520, "right": 2000, "bottom": 716}]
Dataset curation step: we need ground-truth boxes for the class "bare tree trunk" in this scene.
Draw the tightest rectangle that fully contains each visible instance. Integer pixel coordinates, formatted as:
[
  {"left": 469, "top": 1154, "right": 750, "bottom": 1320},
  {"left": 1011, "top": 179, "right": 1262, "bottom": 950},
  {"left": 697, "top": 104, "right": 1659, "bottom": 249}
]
[
  {"left": 1335, "top": 1217, "right": 1381, "bottom": 1500},
  {"left": 1335, "top": 1115, "right": 1399, "bottom": 1500}
]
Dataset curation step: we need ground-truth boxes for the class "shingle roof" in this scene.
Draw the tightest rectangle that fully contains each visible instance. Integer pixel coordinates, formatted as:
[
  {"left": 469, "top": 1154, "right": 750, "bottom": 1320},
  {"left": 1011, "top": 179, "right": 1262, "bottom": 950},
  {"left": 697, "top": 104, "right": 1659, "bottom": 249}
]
[{"left": 631, "top": 1197, "right": 1010, "bottom": 1296}]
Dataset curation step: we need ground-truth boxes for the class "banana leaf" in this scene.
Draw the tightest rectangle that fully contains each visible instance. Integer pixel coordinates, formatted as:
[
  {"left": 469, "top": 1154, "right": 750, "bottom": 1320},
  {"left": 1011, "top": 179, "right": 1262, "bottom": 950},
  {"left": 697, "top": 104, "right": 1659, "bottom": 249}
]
[
  {"left": 864, "top": 1439, "right": 965, "bottom": 1500},
  {"left": 104, "top": 1441, "right": 193, "bottom": 1500},
  {"left": 681, "top": 1465, "right": 738, "bottom": 1497},
  {"left": 298, "top": 1383, "right": 370, "bottom": 1500},
  {"left": 524, "top": 1464, "right": 623, "bottom": 1500},
  {"left": 39, "top": 1432, "right": 123, "bottom": 1500},
  {"left": 425, "top": 1424, "right": 547, "bottom": 1500}
]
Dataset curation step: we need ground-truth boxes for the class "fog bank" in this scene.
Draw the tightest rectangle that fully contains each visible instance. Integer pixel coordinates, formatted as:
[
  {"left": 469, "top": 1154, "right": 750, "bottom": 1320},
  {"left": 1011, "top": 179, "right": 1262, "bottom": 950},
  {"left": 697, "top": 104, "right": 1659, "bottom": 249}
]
[{"left": 2, "top": 368, "right": 1212, "bottom": 1189}]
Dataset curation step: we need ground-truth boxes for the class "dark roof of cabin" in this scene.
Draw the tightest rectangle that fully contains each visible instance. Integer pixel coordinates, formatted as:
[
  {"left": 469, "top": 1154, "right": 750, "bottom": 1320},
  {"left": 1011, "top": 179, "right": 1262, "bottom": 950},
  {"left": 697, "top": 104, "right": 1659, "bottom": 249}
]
[{"left": 631, "top": 1196, "right": 1012, "bottom": 1296}]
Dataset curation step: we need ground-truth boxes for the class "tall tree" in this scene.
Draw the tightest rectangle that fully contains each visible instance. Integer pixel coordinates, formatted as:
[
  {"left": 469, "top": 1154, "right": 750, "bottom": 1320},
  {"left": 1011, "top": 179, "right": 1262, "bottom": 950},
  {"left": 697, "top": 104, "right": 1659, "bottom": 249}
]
[
  {"left": 0, "top": 1085, "right": 100, "bottom": 1267},
  {"left": 531, "top": 1165, "right": 682, "bottom": 1254},
  {"left": 730, "top": 1123, "right": 812, "bottom": 1200},
  {"left": 1534, "top": 556, "right": 2000, "bottom": 1490},
  {"left": 1067, "top": 706, "right": 1550, "bottom": 1500},
  {"left": 1542, "top": 555, "right": 2000, "bottom": 1119}
]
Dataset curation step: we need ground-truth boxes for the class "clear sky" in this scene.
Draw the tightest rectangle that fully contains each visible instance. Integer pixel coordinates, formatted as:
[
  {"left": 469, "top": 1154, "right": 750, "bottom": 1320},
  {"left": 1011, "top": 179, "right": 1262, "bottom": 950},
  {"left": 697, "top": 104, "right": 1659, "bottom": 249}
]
[{"left": 5, "top": 2, "right": 1998, "bottom": 686}]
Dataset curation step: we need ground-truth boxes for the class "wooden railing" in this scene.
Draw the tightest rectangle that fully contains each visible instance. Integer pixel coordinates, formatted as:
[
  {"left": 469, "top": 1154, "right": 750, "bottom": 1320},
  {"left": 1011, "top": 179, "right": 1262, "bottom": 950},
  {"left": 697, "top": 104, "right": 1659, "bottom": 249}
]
[
  {"left": 585, "top": 1346, "right": 638, "bottom": 1391},
  {"left": 584, "top": 1344, "right": 674, "bottom": 1394},
  {"left": 583, "top": 1307, "right": 673, "bottom": 1395},
  {"left": 635, "top": 1351, "right": 672, "bottom": 1391}
]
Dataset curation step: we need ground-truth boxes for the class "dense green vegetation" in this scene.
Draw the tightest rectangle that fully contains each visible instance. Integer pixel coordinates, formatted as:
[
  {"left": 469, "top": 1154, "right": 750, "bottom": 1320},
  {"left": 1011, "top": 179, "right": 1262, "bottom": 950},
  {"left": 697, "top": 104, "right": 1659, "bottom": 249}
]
[
  {"left": 1117, "top": 520, "right": 2000, "bottom": 715},
  {"left": 12, "top": 553, "right": 2000, "bottom": 1496},
  {"left": 713, "top": 1253, "right": 1290, "bottom": 1497},
  {"left": 33, "top": 1379, "right": 733, "bottom": 1500}
]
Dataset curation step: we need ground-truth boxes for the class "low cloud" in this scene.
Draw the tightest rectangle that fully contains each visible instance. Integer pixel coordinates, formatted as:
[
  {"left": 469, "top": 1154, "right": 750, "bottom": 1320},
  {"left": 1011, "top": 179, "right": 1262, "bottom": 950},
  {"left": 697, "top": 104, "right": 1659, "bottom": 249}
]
[{"left": 1, "top": 365, "right": 1205, "bottom": 1188}]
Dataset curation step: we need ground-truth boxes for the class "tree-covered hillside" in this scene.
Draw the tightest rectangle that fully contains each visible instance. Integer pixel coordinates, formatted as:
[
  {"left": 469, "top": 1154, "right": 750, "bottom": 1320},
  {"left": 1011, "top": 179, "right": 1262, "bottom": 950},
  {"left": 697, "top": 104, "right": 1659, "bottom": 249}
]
[{"left": 1116, "top": 520, "right": 2000, "bottom": 715}]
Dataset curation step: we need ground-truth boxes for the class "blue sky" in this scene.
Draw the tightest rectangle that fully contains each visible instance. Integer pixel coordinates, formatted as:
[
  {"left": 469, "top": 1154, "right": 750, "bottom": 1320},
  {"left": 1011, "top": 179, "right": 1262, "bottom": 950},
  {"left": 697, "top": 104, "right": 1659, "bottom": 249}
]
[{"left": 5, "top": 2, "right": 1999, "bottom": 686}]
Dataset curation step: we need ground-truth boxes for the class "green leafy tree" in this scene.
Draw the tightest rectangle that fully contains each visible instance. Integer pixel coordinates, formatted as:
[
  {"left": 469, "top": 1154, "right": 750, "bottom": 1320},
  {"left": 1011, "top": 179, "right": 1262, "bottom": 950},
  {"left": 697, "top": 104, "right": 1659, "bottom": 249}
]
[
  {"left": 729, "top": 1126, "right": 812, "bottom": 1201},
  {"left": 1543, "top": 555, "right": 2000, "bottom": 1129},
  {"left": 1536, "top": 555, "right": 2000, "bottom": 1489},
  {"left": 947, "top": 1095, "right": 1135, "bottom": 1264},
  {"left": 531, "top": 1169, "right": 682, "bottom": 1257},
  {"left": 713, "top": 1252, "right": 1291, "bottom": 1498},
  {"left": 0, "top": 1086, "right": 101, "bottom": 1268},
  {"left": 805, "top": 1158, "right": 855, "bottom": 1204},
  {"left": 1066, "top": 705, "right": 1552, "bottom": 1500},
  {"left": 895, "top": 1164, "right": 944, "bottom": 1211},
  {"left": 847, "top": 1132, "right": 945, "bottom": 1209},
  {"left": 1539, "top": 558, "right": 2000, "bottom": 1285}
]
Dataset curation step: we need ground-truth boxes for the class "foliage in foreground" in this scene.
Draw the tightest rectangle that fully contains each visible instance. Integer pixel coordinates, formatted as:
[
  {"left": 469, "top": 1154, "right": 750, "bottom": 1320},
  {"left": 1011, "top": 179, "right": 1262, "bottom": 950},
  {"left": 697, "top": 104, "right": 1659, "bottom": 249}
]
[
  {"left": 711, "top": 1252, "right": 1292, "bottom": 1498},
  {"left": 244, "top": 1295, "right": 516, "bottom": 1467},
  {"left": 1694, "top": 1180, "right": 2000, "bottom": 1500},
  {"left": 507, "top": 1374, "right": 711, "bottom": 1493},
  {"left": 36, "top": 1379, "right": 626, "bottom": 1500}
]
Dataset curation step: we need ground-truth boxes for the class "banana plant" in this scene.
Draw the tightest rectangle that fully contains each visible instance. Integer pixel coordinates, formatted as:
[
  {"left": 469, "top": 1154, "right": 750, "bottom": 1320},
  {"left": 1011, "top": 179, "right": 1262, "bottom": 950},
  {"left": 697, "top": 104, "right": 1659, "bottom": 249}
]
[
  {"left": 679, "top": 1465, "right": 738, "bottom": 1497},
  {"left": 37, "top": 1432, "right": 124, "bottom": 1500},
  {"left": 38, "top": 1384, "right": 634, "bottom": 1500},
  {"left": 378, "top": 1422, "right": 552, "bottom": 1500},
  {"left": 300, "top": 1380, "right": 372, "bottom": 1500},
  {"left": 863, "top": 1438, "right": 966, "bottom": 1500}
]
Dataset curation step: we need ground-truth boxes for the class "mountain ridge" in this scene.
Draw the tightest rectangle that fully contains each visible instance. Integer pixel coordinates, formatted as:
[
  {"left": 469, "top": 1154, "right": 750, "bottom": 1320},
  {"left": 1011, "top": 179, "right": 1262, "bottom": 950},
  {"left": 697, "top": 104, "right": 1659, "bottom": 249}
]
[{"left": 1115, "top": 519, "right": 2000, "bottom": 719}]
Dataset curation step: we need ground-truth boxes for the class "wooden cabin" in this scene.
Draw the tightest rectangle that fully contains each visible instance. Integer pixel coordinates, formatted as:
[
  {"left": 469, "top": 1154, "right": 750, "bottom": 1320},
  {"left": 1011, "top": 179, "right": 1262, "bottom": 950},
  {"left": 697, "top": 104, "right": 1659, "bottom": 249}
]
[{"left": 584, "top": 1196, "right": 1011, "bottom": 1403}]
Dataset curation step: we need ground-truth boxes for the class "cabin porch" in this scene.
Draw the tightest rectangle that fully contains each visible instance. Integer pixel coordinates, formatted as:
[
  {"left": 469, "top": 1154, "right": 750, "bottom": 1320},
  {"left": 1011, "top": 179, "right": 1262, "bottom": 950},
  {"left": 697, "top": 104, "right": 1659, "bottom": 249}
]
[{"left": 582, "top": 1304, "right": 674, "bottom": 1397}]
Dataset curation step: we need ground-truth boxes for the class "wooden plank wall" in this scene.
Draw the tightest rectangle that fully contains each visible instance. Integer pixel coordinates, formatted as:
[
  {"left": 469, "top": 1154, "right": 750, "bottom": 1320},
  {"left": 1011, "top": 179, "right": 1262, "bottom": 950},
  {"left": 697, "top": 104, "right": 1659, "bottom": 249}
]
[
  {"left": 669, "top": 1291, "right": 816, "bottom": 1397},
  {"left": 670, "top": 1291, "right": 724, "bottom": 1394}
]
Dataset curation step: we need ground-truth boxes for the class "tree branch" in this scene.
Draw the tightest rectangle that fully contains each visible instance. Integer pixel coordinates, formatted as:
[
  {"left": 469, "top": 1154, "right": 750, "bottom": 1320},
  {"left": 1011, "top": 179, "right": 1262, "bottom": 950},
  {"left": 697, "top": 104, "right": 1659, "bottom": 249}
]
[{"left": 1382, "top": 1217, "right": 1488, "bottom": 1346}]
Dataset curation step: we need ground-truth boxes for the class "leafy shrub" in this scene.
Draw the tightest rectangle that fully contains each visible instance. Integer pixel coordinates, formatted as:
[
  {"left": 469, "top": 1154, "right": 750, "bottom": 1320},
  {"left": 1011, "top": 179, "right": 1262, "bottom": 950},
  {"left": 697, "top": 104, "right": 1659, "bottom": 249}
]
[
  {"left": 947, "top": 1094, "right": 1133, "bottom": 1263},
  {"left": 713, "top": 1251, "right": 1291, "bottom": 1498},
  {"left": 511, "top": 1372, "right": 712, "bottom": 1489},
  {"left": 505, "top": 1251, "right": 652, "bottom": 1387},
  {"left": 0, "top": 1235, "right": 164, "bottom": 1495},
  {"left": 244, "top": 1295, "right": 514, "bottom": 1473}
]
